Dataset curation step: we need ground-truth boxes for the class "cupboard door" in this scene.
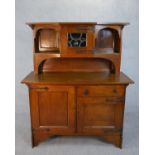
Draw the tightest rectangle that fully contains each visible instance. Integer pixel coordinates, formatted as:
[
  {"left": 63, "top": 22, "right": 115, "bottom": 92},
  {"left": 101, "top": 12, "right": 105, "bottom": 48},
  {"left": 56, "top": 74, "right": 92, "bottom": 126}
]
[
  {"left": 61, "top": 25, "right": 95, "bottom": 54},
  {"left": 77, "top": 96, "right": 125, "bottom": 134},
  {"left": 29, "top": 86, "right": 75, "bottom": 134},
  {"left": 38, "top": 29, "right": 59, "bottom": 52}
]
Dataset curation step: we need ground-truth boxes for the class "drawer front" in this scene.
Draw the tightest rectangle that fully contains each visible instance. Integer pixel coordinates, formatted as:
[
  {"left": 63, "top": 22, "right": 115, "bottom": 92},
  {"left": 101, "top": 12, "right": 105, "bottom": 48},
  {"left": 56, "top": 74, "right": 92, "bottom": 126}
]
[{"left": 77, "top": 85, "right": 125, "bottom": 97}]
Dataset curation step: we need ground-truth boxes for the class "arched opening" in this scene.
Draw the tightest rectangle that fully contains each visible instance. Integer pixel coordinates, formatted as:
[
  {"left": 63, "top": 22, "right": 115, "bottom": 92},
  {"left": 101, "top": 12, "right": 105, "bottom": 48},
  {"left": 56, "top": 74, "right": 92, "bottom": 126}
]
[
  {"left": 37, "top": 58, "right": 116, "bottom": 74},
  {"left": 35, "top": 28, "right": 59, "bottom": 53},
  {"left": 95, "top": 28, "right": 120, "bottom": 53}
]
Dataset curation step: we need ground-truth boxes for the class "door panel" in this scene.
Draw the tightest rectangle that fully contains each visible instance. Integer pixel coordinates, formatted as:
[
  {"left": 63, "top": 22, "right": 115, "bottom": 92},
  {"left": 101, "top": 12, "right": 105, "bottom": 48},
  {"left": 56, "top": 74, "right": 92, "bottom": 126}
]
[
  {"left": 29, "top": 86, "right": 75, "bottom": 134},
  {"left": 38, "top": 91, "right": 68, "bottom": 126},
  {"left": 77, "top": 96, "right": 124, "bottom": 134}
]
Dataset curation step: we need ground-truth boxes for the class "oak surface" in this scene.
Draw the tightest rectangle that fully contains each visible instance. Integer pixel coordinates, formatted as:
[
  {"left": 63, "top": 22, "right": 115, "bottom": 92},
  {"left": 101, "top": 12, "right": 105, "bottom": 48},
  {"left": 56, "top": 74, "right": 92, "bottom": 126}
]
[
  {"left": 22, "top": 22, "right": 133, "bottom": 148},
  {"left": 22, "top": 72, "right": 133, "bottom": 85}
]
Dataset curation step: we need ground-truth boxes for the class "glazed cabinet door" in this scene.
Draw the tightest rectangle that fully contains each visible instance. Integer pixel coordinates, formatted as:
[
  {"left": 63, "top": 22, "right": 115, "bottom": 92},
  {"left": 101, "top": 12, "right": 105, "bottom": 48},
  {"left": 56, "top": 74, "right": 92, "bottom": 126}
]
[
  {"left": 77, "top": 85, "right": 125, "bottom": 134},
  {"left": 29, "top": 85, "right": 75, "bottom": 134},
  {"left": 61, "top": 24, "right": 95, "bottom": 54}
]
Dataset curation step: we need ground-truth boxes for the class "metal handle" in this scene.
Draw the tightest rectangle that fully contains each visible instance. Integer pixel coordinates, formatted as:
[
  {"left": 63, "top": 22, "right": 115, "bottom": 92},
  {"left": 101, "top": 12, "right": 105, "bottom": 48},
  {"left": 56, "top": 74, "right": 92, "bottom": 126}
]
[
  {"left": 30, "top": 87, "right": 48, "bottom": 90},
  {"left": 105, "top": 97, "right": 124, "bottom": 103}
]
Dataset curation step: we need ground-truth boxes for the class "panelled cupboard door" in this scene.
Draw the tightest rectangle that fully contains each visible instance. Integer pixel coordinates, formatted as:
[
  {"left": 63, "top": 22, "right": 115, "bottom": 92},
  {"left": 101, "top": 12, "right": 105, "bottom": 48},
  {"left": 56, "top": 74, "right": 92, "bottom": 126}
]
[
  {"left": 29, "top": 85, "right": 75, "bottom": 134},
  {"left": 77, "top": 96, "right": 125, "bottom": 134}
]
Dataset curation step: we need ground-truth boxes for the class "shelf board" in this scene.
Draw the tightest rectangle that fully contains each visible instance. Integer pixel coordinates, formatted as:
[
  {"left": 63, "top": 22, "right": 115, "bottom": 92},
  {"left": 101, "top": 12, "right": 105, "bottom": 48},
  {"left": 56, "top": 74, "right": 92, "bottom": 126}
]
[
  {"left": 35, "top": 52, "right": 61, "bottom": 58},
  {"left": 94, "top": 48, "right": 119, "bottom": 54},
  {"left": 97, "top": 22, "right": 129, "bottom": 26},
  {"left": 37, "top": 50, "right": 60, "bottom": 54},
  {"left": 34, "top": 53, "right": 120, "bottom": 59},
  {"left": 61, "top": 50, "right": 120, "bottom": 58},
  {"left": 35, "top": 49, "right": 120, "bottom": 58},
  {"left": 27, "top": 22, "right": 97, "bottom": 29}
]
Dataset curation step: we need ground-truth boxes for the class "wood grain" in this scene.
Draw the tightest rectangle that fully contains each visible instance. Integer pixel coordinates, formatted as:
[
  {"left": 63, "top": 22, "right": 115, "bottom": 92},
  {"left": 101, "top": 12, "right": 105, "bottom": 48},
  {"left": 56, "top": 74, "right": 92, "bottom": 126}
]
[{"left": 22, "top": 22, "right": 133, "bottom": 148}]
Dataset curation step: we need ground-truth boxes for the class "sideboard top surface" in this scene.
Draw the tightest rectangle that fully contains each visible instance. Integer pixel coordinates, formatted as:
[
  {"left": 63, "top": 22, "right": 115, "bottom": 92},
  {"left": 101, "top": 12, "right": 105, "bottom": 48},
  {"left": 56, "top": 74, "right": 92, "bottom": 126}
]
[{"left": 22, "top": 72, "right": 134, "bottom": 85}]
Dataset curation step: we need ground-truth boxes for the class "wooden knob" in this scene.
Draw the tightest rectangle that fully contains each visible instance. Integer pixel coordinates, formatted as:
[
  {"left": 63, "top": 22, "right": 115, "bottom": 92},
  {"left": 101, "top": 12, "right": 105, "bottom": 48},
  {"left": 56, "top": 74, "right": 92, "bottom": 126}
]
[
  {"left": 83, "top": 89, "right": 89, "bottom": 96},
  {"left": 113, "top": 89, "right": 117, "bottom": 93}
]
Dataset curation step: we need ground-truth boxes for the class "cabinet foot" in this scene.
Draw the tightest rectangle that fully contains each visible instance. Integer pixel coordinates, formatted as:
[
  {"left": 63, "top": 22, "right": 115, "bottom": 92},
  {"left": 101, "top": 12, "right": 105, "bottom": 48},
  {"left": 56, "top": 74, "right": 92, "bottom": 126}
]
[
  {"left": 32, "top": 132, "right": 52, "bottom": 147},
  {"left": 101, "top": 134, "right": 122, "bottom": 148}
]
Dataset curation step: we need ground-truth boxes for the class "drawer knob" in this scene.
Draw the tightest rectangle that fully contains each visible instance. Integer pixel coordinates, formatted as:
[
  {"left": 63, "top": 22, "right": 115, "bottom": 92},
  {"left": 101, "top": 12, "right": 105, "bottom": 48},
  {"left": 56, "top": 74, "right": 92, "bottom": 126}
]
[
  {"left": 113, "top": 89, "right": 117, "bottom": 93},
  {"left": 83, "top": 89, "right": 89, "bottom": 96}
]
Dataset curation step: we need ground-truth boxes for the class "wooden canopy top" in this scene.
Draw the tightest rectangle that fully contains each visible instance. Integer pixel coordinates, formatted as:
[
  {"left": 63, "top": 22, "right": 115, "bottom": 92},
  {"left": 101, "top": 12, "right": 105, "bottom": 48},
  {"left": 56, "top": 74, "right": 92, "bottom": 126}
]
[
  {"left": 97, "top": 22, "right": 129, "bottom": 26},
  {"left": 26, "top": 22, "right": 97, "bottom": 29},
  {"left": 22, "top": 72, "right": 134, "bottom": 85},
  {"left": 26, "top": 22, "right": 129, "bottom": 29}
]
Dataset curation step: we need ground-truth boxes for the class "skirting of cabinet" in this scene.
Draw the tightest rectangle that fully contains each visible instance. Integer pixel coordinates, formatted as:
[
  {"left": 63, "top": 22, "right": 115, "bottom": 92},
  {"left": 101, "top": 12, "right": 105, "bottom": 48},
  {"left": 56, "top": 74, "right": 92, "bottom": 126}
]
[{"left": 32, "top": 131, "right": 123, "bottom": 148}]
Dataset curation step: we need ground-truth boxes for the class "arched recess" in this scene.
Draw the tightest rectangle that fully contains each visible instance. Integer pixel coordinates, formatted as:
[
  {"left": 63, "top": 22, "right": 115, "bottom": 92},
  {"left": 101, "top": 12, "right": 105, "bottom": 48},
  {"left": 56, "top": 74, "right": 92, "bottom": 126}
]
[
  {"left": 35, "top": 58, "right": 117, "bottom": 74},
  {"left": 34, "top": 28, "right": 59, "bottom": 53},
  {"left": 95, "top": 28, "right": 120, "bottom": 53},
  {"left": 38, "top": 59, "right": 47, "bottom": 74}
]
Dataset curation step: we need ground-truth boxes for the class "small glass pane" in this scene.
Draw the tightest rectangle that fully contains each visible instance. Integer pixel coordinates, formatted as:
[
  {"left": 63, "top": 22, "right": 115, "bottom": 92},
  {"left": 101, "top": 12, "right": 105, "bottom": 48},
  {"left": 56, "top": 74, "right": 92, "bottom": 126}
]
[{"left": 68, "top": 33, "right": 87, "bottom": 47}]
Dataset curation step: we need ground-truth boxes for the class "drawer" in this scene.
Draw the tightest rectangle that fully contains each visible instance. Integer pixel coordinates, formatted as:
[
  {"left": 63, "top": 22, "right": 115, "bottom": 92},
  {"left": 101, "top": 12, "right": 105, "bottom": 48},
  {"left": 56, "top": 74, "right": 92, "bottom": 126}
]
[{"left": 77, "top": 85, "right": 125, "bottom": 97}]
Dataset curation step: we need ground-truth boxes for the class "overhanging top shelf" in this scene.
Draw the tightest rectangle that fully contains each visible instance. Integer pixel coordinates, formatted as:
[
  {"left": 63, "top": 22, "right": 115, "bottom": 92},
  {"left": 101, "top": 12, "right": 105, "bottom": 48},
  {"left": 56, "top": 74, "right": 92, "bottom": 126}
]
[
  {"left": 26, "top": 22, "right": 97, "bottom": 29},
  {"left": 26, "top": 22, "right": 129, "bottom": 29},
  {"left": 97, "top": 22, "right": 129, "bottom": 26}
]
